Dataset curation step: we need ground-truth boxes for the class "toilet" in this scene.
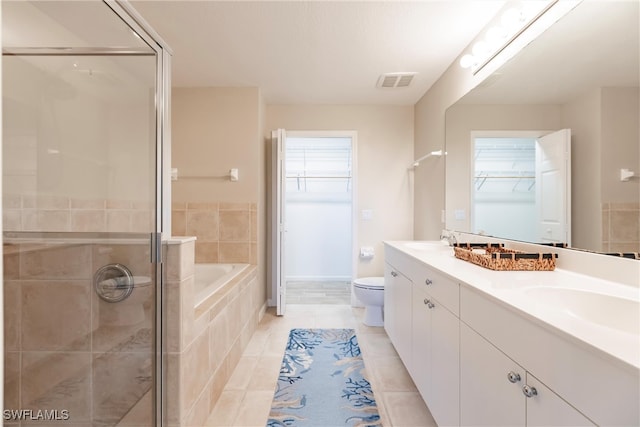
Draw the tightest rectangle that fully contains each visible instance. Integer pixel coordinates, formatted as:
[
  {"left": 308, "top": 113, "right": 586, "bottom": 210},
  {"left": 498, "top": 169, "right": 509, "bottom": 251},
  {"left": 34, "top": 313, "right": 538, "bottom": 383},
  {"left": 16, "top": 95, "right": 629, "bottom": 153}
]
[{"left": 353, "top": 277, "right": 385, "bottom": 327}]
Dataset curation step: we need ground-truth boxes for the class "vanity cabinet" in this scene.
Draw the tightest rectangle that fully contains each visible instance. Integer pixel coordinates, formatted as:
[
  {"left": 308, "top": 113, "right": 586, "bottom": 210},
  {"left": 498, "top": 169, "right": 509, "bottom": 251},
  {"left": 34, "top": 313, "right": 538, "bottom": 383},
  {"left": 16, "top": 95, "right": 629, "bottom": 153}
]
[
  {"left": 383, "top": 242, "right": 638, "bottom": 427},
  {"left": 461, "top": 286, "right": 637, "bottom": 426},
  {"left": 412, "top": 281, "right": 459, "bottom": 427},
  {"left": 383, "top": 261, "right": 412, "bottom": 364},
  {"left": 460, "top": 322, "right": 595, "bottom": 426},
  {"left": 385, "top": 244, "right": 460, "bottom": 426}
]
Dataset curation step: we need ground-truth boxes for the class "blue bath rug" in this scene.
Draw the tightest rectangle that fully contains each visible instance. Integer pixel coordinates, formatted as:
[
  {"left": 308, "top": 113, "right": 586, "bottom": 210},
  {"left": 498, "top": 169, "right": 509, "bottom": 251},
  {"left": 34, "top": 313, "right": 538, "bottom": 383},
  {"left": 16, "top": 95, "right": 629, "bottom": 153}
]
[{"left": 267, "top": 328, "right": 381, "bottom": 427}]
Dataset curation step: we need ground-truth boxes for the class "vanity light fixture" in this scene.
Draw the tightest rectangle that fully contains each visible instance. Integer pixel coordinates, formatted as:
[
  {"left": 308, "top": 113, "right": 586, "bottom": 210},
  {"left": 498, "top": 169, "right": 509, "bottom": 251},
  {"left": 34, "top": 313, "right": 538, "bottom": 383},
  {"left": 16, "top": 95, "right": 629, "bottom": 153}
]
[{"left": 459, "top": 0, "right": 571, "bottom": 74}]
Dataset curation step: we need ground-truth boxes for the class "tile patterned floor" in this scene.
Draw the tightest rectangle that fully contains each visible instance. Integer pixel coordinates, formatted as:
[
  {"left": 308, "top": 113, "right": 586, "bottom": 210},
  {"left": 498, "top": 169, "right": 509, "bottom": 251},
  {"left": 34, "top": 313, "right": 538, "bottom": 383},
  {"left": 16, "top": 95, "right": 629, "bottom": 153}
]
[
  {"left": 286, "top": 281, "right": 352, "bottom": 305},
  {"left": 204, "top": 305, "right": 436, "bottom": 427}
]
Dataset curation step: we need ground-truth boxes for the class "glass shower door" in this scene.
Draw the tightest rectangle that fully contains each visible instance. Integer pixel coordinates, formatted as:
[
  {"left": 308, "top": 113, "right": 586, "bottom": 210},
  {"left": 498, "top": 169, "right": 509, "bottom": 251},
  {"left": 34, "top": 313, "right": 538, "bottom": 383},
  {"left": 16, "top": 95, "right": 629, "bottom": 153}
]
[{"left": 2, "top": 1, "right": 167, "bottom": 425}]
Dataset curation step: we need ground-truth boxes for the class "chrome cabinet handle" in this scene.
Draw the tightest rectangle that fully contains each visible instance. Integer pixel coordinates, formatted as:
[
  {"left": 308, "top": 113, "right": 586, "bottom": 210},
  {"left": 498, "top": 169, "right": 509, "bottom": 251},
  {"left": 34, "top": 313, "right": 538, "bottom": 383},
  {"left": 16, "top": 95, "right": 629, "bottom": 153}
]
[
  {"left": 522, "top": 385, "right": 538, "bottom": 398},
  {"left": 425, "top": 278, "right": 433, "bottom": 285},
  {"left": 507, "top": 371, "right": 521, "bottom": 383},
  {"left": 391, "top": 271, "right": 398, "bottom": 277},
  {"left": 424, "top": 299, "right": 435, "bottom": 309}
]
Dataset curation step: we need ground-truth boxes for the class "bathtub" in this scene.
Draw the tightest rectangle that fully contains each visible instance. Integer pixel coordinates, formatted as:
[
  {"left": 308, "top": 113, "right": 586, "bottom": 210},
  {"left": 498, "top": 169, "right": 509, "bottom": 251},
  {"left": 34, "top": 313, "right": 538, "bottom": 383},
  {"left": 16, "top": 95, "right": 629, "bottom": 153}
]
[{"left": 194, "top": 263, "right": 249, "bottom": 306}]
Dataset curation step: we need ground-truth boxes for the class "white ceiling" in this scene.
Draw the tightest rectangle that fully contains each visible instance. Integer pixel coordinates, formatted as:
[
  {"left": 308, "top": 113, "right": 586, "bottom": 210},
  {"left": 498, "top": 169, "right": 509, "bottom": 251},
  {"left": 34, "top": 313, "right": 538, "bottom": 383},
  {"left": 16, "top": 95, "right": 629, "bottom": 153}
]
[{"left": 130, "top": 1, "right": 507, "bottom": 105}]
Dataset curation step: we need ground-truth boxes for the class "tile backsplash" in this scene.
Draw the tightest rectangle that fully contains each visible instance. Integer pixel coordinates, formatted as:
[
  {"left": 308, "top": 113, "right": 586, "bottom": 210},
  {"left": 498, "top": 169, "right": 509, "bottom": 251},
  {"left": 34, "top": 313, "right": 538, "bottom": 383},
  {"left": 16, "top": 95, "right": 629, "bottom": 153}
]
[
  {"left": 2, "top": 194, "right": 152, "bottom": 233},
  {"left": 171, "top": 202, "right": 257, "bottom": 264},
  {"left": 602, "top": 202, "right": 640, "bottom": 253}
]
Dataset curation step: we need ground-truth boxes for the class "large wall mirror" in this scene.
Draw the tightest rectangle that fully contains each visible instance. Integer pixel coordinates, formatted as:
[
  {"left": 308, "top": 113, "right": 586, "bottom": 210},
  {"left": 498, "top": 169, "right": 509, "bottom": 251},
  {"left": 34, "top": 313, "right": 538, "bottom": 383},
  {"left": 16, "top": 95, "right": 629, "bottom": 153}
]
[{"left": 445, "top": 0, "right": 639, "bottom": 254}]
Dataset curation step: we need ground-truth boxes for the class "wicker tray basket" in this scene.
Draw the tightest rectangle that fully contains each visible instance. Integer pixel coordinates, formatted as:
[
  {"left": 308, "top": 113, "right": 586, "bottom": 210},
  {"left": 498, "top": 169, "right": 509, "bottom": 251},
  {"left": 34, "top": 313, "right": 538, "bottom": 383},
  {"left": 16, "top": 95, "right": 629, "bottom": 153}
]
[{"left": 453, "top": 243, "right": 557, "bottom": 271}]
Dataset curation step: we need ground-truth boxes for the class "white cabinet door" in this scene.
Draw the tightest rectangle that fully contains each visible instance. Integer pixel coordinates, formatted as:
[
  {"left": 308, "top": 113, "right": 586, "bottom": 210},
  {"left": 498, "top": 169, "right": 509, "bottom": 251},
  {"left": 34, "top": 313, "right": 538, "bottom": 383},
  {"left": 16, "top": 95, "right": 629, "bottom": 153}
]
[
  {"left": 384, "top": 262, "right": 412, "bottom": 364},
  {"left": 411, "top": 283, "right": 432, "bottom": 402},
  {"left": 461, "top": 322, "right": 596, "bottom": 427},
  {"left": 413, "top": 282, "right": 460, "bottom": 427},
  {"left": 525, "top": 373, "right": 595, "bottom": 427},
  {"left": 430, "top": 298, "right": 460, "bottom": 427},
  {"left": 460, "top": 322, "right": 525, "bottom": 426},
  {"left": 384, "top": 262, "right": 397, "bottom": 345}
]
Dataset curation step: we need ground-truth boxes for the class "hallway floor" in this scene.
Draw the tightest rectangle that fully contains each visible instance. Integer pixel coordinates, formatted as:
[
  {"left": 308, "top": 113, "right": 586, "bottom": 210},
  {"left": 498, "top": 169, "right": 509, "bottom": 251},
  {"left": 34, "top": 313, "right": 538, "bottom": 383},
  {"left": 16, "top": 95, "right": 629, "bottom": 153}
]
[
  {"left": 204, "top": 305, "right": 436, "bottom": 426},
  {"left": 285, "top": 280, "right": 352, "bottom": 304}
]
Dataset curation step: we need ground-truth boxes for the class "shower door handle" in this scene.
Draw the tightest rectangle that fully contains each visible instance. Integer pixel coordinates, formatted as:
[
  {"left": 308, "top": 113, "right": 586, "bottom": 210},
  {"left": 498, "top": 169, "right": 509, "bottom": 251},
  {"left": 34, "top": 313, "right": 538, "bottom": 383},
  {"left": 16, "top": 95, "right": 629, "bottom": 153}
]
[{"left": 150, "top": 232, "right": 162, "bottom": 263}]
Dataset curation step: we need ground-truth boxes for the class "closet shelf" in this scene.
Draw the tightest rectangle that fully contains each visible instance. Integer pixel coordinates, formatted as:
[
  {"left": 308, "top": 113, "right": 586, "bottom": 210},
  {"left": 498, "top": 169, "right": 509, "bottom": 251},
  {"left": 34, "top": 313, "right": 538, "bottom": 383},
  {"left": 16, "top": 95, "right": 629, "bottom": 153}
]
[
  {"left": 474, "top": 175, "right": 534, "bottom": 179},
  {"left": 285, "top": 175, "right": 352, "bottom": 179}
]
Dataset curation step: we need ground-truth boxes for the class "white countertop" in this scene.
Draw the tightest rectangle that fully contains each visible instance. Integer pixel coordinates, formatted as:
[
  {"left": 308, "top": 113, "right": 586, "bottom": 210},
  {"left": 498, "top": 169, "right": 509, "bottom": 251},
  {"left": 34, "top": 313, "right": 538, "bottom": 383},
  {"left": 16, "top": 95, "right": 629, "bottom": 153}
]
[{"left": 384, "top": 240, "right": 640, "bottom": 371}]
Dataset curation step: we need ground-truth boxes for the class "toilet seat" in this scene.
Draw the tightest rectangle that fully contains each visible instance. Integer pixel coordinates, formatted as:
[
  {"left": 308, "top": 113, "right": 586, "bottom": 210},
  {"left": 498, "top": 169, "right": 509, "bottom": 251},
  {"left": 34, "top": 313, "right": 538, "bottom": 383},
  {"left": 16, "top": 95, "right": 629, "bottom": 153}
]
[{"left": 353, "top": 277, "right": 385, "bottom": 290}]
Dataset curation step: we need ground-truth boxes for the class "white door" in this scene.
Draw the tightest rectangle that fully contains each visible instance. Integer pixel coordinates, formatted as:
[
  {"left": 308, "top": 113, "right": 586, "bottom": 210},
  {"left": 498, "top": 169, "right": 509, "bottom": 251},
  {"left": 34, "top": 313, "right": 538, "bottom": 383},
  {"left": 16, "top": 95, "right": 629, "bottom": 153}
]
[
  {"left": 271, "top": 129, "right": 287, "bottom": 316},
  {"left": 536, "top": 129, "right": 571, "bottom": 245}
]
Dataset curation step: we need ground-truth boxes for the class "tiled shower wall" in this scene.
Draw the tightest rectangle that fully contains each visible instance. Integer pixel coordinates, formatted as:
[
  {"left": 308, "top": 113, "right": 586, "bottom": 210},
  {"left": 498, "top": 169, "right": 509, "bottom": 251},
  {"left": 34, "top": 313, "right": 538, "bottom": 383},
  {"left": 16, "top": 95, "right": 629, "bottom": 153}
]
[
  {"left": 2, "top": 194, "right": 152, "bottom": 233},
  {"left": 3, "top": 240, "right": 154, "bottom": 426},
  {"left": 171, "top": 202, "right": 257, "bottom": 264},
  {"left": 602, "top": 202, "right": 640, "bottom": 252}
]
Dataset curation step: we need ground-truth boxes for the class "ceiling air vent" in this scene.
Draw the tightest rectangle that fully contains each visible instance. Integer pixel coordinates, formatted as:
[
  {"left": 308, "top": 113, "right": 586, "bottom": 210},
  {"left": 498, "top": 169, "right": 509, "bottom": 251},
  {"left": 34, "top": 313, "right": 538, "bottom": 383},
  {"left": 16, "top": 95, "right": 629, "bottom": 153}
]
[{"left": 376, "top": 72, "right": 417, "bottom": 89}]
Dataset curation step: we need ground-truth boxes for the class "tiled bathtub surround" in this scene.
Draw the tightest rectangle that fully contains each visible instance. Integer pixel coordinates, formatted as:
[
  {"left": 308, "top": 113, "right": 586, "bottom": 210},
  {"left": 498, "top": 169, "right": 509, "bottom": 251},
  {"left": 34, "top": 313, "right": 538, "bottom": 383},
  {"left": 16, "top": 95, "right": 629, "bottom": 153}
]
[
  {"left": 602, "top": 202, "right": 640, "bottom": 252},
  {"left": 171, "top": 202, "right": 257, "bottom": 264},
  {"left": 2, "top": 194, "right": 153, "bottom": 233},
  {"left": 3, "top": 239, "right": 155, "bottom": 426},
  {"left": 165, "top": 239, "right": 265, "bottom": 427}
]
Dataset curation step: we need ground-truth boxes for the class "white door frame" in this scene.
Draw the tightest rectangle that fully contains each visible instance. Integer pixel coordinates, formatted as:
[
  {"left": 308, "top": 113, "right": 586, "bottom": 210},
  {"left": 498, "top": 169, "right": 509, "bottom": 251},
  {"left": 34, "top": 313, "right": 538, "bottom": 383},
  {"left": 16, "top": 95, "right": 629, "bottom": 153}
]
[{"left": 270, "top": 130, "right": 358, "bottom": 312}]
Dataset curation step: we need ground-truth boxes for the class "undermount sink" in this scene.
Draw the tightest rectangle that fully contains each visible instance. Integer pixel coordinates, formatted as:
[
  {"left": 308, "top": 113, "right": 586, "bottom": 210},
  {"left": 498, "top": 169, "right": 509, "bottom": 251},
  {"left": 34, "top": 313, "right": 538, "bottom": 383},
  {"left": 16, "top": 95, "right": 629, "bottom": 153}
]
[
  {"left": 525, "top": 287, "right": 640, "bottom": 335},
  {"left": 403, "top": 241, "right": 448, "bottom": 251}
]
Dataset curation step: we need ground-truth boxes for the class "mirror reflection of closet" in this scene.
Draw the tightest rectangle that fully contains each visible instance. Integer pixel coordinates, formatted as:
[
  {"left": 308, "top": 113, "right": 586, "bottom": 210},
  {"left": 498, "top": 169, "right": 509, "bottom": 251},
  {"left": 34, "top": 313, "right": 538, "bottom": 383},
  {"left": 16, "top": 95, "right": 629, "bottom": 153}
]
[
  {"left": 471, "top": 129, "right": 571, "bottom": 245},
  {"left": 472, "top": 136, "right": 537, "bottom": 242}
]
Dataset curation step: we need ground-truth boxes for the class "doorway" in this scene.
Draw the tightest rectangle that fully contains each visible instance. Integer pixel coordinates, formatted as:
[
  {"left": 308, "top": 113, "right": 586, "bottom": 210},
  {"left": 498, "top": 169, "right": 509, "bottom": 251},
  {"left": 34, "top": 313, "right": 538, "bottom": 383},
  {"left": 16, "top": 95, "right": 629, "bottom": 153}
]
[
  {"left": 285, "top": 134, "right": 354, "bottom": 304},
  {"left": 271, "top": 130, "right": 357, "bottom": 313}
]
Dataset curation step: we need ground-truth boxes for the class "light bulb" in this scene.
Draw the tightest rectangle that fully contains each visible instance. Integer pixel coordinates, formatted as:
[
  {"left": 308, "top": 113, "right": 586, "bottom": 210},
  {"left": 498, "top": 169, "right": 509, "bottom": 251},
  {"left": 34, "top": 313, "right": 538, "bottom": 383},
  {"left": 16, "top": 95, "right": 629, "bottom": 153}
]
[
  {"left": 472, "top": 40, "right": 490, "bottom": 57},
  {"left": 501, "top": 8, "right": 524, "bottom": 30},
  {"left": 459, "top": 54, "right": 476, "bottom": 69},
  {"left": 485, "top": 25, "right": 508, "bottom": 48}
]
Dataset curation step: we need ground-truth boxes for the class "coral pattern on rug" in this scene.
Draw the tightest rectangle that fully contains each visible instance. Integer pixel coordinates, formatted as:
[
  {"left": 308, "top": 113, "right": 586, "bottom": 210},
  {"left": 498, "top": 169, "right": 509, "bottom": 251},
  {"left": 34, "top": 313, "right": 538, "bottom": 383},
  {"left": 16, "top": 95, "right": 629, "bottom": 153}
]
[{"left": 267, "top": 328, "right": 381, "bottom": 427}]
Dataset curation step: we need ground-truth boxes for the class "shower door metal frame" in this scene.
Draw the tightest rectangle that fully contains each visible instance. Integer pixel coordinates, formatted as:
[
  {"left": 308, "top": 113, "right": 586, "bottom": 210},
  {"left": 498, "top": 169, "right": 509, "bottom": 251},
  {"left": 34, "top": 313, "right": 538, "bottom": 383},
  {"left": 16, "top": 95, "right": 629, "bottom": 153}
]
[
  {"left": 2, "top": 1, "right": 171, "bottom": 424},
  {"left": 104, "top": 2, "right": 172, "bottom": 426}
]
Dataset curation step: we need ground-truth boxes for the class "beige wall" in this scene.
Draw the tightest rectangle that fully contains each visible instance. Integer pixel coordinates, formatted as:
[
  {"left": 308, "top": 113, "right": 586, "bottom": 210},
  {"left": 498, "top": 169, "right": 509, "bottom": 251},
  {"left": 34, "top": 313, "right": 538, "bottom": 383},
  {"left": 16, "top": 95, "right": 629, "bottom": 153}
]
[
  {"left": 562, "top": 86, "right": 640, "bottom": 251},
  {"left": 561, "top": 88, "right": 602, "bottom": 251},
  {"left": 171, "top": 87, "right": 261, "bottom": 203},
  {"left": 413, "top": 61, "right": 477, "bottom": 240},
  {"left": 171, "top": 86, "right": 267, "bottom": 307},
  {"left": 601, "top": 87, "right": 640, "bottom": 203},
  {"left": 266, "top": 105, "right": 414, "bottom": 285}
]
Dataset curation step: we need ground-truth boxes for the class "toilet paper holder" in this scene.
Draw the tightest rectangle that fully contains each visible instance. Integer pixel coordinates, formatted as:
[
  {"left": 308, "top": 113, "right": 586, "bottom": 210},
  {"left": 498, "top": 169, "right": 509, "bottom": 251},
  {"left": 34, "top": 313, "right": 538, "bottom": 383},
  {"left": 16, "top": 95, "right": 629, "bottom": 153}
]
[{"left": 360, "top": 246, "right": 375, "bottom": 259}]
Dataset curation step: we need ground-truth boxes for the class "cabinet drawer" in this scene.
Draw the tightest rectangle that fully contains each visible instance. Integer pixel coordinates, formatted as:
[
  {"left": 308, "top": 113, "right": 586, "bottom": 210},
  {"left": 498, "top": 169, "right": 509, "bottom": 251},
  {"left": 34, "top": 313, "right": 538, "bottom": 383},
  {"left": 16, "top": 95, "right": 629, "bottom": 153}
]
[
  {"left": 386, "top": 244, "right": 460, "bottom": 315},
  {"left": 407, "top": 258, "right": 459, "bottom": 315},
  {"left": 461, "top": 286, "right": 639, "bottom": 426}
]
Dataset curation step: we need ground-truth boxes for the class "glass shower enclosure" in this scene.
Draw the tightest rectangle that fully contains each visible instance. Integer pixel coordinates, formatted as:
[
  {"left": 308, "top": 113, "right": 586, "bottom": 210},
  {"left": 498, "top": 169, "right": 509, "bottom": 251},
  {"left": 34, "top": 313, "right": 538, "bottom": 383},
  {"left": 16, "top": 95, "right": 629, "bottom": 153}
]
[{"left": 2, "top": 1, "right": 170, "bottom": 425}]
